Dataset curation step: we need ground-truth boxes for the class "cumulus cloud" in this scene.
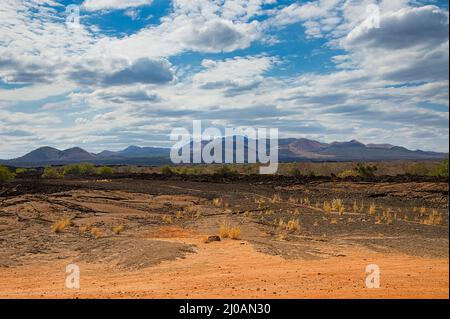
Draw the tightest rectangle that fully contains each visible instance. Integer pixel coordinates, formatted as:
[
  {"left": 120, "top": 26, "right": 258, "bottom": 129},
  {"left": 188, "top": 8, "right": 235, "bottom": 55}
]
[
  {"left": 82, "top": 0, "right": 153, "bottom": 11},
  {"left": 345, "top": 6, "right": 449, "bottom": 50},
  {"left": 102, "top": 58, "right": 174, "bottom": 86}
]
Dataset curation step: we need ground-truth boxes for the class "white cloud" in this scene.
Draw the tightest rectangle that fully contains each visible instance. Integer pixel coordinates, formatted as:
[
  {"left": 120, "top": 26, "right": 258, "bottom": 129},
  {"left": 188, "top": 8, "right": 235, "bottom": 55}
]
[{"left": 82, "top": 0, "right": 153, "bottom": 11}]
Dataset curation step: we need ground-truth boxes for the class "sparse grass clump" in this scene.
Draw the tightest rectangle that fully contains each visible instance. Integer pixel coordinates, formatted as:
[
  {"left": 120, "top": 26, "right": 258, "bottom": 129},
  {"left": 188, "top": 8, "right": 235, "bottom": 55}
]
[
  {"left": 368, "top": 203, "right": 376, "bottom": 215},
  {"left": 302, "top": 197, "right": 310, "bottom": 206},
  {"left": 323, "top": 201, "right": 332, "bottom": 213},
  {"left": 271, "top": 194, "right": 282, "bottom": 203},
  {"left": 0, "top": 166, "right": 15, "bottom": 182},
  {"left": 278, "top": 218, "right": 301, "bottom": 232},
  {"left": 52, "top": 219, "right": 72, "bottom": 233},
  {"left": 421, "top": 209, "right": 444, "bottom": 226},
  {"left": 161, "top": 215, "right": 173, "bottom": 224},
  {"left": 79, "top": 225, "right": 90, "bottom": 234},
  {"left": 90, "top": 227, "right": 103, "bottom": 239},
  {"left": 212, "top": 198, "right": 223, "bottom": 207},
  {"left": 289, "top": 167, "right": 303, "bottom": 176},
  {"left": 338, "top": 169, "right": 358, "bottom": 178},
  {"left": 161, "top": 165, "right": 175, "bottom": 175},
  {"left": 286, "top": 219, "right": 300, "bottom": 232},
  {"left": 332, "top": 198, "right": 344, "bottom": 215},
  {"left": 220, "top": 222, "right": 241, "bottom": 239},
  {"left": 112, "top": 224, "right": 124, "bottom": 235},
  {"left": 352, "top": 201, "right": 359, "bottom": 214}
]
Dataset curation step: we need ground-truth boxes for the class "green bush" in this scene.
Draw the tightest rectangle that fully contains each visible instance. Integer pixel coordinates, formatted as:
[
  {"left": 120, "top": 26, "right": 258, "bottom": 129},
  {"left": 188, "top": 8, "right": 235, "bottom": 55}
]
[
  {"left": 338, "top": 169, "right": 358, "bottom": 178},
  {"left": 355, "top": 163, "right": 378, "bottom": 178},
  {"left": 161, "top": 165, "right": 174, "bottom": 175},
  {"left": 431, "top": 159, "right": 449, "bottom": 178},
  {"left": 63, "top": 163, "right": 95, "bottom": 176},
  {"left": 0, "top": 166, "right": 15, "bottom": 182},
  {"left": 289, "top": 167, "right": 303, "bottom": 177},
  {"left": 42, "top": 167, "right": 64, "bottom": 179},
  {"left": 15, "top": 168, "right": 28, "bottom": 174},
  {"left": 96, "top": 166, "right": 113, "bottom": 176}
]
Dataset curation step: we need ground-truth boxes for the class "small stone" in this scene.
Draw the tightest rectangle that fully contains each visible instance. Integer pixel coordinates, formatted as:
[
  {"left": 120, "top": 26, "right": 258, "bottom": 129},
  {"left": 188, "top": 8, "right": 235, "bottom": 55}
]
[{"left": 206, "top": 235, "right": 221, "bottom": 243}]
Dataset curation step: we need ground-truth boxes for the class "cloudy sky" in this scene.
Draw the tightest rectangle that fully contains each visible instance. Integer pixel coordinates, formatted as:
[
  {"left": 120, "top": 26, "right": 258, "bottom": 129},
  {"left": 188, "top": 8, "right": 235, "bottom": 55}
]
[{"left": 0, "top": 0, "right": 448, "bottom": 158}]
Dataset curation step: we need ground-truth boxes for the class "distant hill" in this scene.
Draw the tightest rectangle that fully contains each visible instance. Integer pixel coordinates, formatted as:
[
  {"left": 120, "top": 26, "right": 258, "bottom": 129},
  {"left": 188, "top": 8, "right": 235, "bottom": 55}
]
[{"left": 0, "top": 138, "right": 447, "bottom": 166}]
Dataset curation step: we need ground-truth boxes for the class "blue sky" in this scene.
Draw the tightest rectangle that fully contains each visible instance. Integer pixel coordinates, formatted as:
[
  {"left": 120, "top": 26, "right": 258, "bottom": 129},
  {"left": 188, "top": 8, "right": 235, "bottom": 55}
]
[{"left": 0, "top": 0, "right": 448, "bottom": 158}]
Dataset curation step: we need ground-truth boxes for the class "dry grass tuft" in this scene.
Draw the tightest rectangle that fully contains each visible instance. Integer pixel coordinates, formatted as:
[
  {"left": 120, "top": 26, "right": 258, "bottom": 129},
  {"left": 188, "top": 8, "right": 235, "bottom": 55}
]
[
  {"left": 421, "top": 209, "right": 443, "bottom": 226},
  {"left": 220, "top": 222, "right": 241, "bottom": 240},
  {"left": 112, "top": 224, "right": 124, "bottom": 235},
  {"left": 212, "top": 198, "right": 223, "bottom": 207},
  {"left": 286, "top": 219, "right": 300, "bottom": 232},
  {"left": 332, "top": 198, "right": 344, "bottom": 213},
  {"left": 271, "top": 194, "right": 282, "bottom": 203},
  {"left": 51, "top": 219, "right": 72, "bottom": 233},
  {"left": 419, "top": 207, "right": 427, "bottom": 216},
  {"left": 352, "top": 201, "right": 359, "bottom": 214},
  {"left": 368, "top": 203, "right": 376, "bottom": 215},
  {"left": 78, "top": 225, "right": 89, "bottom": 234},
  {"left": 161, "top": 215, "right": 173, "bottom": 224},
  {"left": 323, "top": 201, "right": 332, "bottom": 213},
  {"left": 302, "top": 197, "right": 310, "bottom": 206},
  {"left": 90, "top": 227, "right": 103, "bottom": 239},
  {"left": 255, "top": 197, "right": 266, "bottom": 204}
]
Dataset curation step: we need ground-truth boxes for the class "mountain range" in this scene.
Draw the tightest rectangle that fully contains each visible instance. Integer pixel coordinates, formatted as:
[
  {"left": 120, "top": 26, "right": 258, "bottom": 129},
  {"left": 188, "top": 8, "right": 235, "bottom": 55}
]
[{"left": 0, "top": 138, "right": 447, "bottom": 166}]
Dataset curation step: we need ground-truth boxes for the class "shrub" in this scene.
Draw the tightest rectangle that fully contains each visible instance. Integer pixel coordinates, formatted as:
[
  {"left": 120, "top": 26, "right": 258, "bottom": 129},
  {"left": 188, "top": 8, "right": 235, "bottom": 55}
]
[
  {"left": 219, "top": 222, "right": 241, "bottom": 239},
  {"left": 161, "top": 165, "right": 174, "bottom": 175},
  {"left": 355, "top": 163, "right": 378, "bottom": 178},
  {"left": 112, "top": 224, "right": 124, "bottom": 235},
  {"left": 431, "top": 159, "right": 449, "bottom": 178},
  {"left": 161, "top": 215, "right": 173, "bottom": 223},
  {"left": 90, "top": 227, "right": 103, "bottom": 239},
  {"left": 421, "top": 209, "right": 443, "bottom": 226},
  {"left": 63, "top": 163, "right": 95, "bottom": 176},
  {"left": 212, "top": 198, "right": 223, "bottom": 207},
  {"left": 332, "top": 198, "right": 344, "bottom": 212},
  {"left": 289, "top": 167, "right": 302, "bottom": 177},
  {"left": 286, "top": 219, "right": 300, "bottom": 232},
  {"left": 15, "top": 168, "right": 28, "bottom": 174},
  {"left": 0, "top": 166, "right": 15, "bottom": 182},
  {"left": 52, "top": 219, "right": 72, "bottom": 233},
  {"left": 338, "top": 169, "right": 358, "bottom": 178},
  {"left": 79, "top": 225, "right": 89, "bottom": 234},
  {"left": 96, "top": 166, "right": 113, "bottom": 176},
  {"left": 368, "top": 203, "right": 376, "bottom": 215},
  {"left": 323, "top": 201, "right": 332, "bottom": 213},
  {"left": 42, "top": 167, "right": 64, "bottom": 179}
]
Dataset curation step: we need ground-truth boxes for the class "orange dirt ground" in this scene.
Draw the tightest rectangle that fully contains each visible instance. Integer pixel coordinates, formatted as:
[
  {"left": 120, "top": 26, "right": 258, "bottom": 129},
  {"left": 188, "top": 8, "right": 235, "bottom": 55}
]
[{"left": 0, "top": 227, "right": 448, "bottom": 299}]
